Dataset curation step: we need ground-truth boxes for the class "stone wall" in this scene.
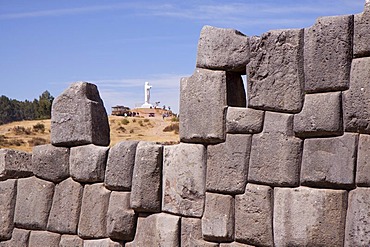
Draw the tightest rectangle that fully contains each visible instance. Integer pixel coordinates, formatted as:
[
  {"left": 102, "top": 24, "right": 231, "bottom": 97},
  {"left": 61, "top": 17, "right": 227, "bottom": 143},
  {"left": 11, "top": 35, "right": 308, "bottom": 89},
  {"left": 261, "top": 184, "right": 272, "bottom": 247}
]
[{"left": 2, "top": 2, "right": 370, "bottom": 247}]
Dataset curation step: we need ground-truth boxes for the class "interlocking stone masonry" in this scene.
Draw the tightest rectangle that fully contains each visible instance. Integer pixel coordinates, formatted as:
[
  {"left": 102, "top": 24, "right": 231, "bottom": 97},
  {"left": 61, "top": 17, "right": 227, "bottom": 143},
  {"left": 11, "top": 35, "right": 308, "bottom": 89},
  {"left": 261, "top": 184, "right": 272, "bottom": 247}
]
[
  {"left": 356, "top": 134, "right": 370, "bottom": 186},
  {"left": 0, "top": 179, "right": 17, "bottom": 240},
  {"left": 181, "top": 217, "right": 219, "bottom": 247},
  {"left": 226, "top": 107, "right": 264, "bottom": 134},
  {"left": 0, "top": 149, "right": 32, "bottom": 181},
  {"left": 354, "top": 5, "right": 370, "bottom": 57}
]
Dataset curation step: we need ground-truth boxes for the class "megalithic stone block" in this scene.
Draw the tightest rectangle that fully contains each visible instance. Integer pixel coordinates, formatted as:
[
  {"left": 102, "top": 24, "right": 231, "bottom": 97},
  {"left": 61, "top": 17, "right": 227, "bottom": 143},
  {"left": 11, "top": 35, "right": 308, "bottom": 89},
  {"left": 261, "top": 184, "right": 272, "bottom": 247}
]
[
  {"left": 0, "top": 228, "right": 30, "bottom": 247},
  {"left": 196, "top": 25, "right": 250, "bottom": 73},
  {"left": 304, "top": 15, "right": 353, "bottom": 92},
  {"left": 51, "top": 81, "right": 110, "bottom": 147},
  {"left": 354, "top": 3, "right": 370, "bottom": 57},
  {"left": 59, "top": 235, "right": 84, "bottom": 247},
  {"left": 0, "top": 179, "right": 17, "bottom": 240},
  {"left": 0, "top": 149, "right": 32, "bottom": 181},
  {"left": 28, "top": 231, "right": 61, "bottom": 247},
  {"left": 32, "top": 144, "right": 69, "bottom": 183},
  {"left": 226, "top": 107, "right": 264, "bottom": 134},
  {"left": 220, "top": 243, "right": 255, "bottom": 247},
  {"left": 181, "top": 217, "right": 219, "bottom": 247},
  {"left": 84, "top": 239, "right": 123, "bottom": 247},
  {"left": 356, "top": 134, "right": 370, "bottom": 186},
  {"left": 247, "top": 29, "right": 304, "bottom": 113}
]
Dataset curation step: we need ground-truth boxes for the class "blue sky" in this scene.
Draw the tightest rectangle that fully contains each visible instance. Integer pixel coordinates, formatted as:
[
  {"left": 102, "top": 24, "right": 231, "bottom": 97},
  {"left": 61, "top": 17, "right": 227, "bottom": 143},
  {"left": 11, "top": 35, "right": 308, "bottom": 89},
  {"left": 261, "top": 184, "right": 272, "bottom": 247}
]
[{"left": 0, "top": 0, "right": 365, "bottom": 114}]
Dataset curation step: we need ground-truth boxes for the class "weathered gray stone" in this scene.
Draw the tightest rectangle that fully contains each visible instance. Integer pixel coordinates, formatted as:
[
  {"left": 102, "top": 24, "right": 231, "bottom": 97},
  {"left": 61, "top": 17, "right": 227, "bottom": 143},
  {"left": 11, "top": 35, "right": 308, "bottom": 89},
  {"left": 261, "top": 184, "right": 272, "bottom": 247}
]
[
  {"left": 32, "top": 144, "right": 69, "bottom": 183},
  {"left": 345, "top": 188, "right": 370, "bottom": 246},
  {"left": 84, "top": 239, "right": 123, "bottom": 247},
  {"left": 104, "top": 141, "right": 138, "bottom": 191},
  {"left": 78, "top": 183, "right": 110, "bottom": 239},
  {"left": 294, "top": 92, "right": 343, "bottom": 137},
  {"left": 248, "top": 112, "right": 302, "bottom": 186},
  {"left": 343, "top": 57, "right": 370, "bottom": 133},
  {"left": 0, "top": 149, "right": 32, "bottom": 181},
  {"left": 107, "top": 192, "right": 136, "bottom": 241},
  {"left": 0, "top": 228, "right": 30, "bottom": 247},
  {"left": 196, "top": 25, "right": 250, "bottom": 73},
  {"left": 162, "top": 143, "right": 206, "bottom": 217},
  {"left": 226, "top": 107, "right": 264, "bottom": 134},
  {"left": 0, "top": 179, "right": 17, "bottom": 240},
  {"left": 235, "top": 184, "right": 273, "bottom": 247},
  {"left": 51, "top": 81, "right": 110, "bottom": 147},
  {"left": 301, "top": 133, "right": 358, "bottom": 189},
  {"left": 14, "top": 176, "right": 54, "bottom": 230},
  {"left": 202, "top": 192, "right": 234, "bottom": 242},
  {"left": 28, "top": 231, "right": 61, "bottom": 247},
  {"left": 220, "top": 243, "right": 255, "bottom": 247},
  {"left": 181, "top": 217, "right": 219, "bottom": 247},
  {"left": 47, "top": 178, "right": 83, "bottom": 234},
  {"left": 69, "top": 144, "right": 109, "bottom": 183},
  {"left": 356, "top": 134, "right": 370, "bottom": 186},
  {"left": 207, "top": 134, "right": 251, "bottom": 194},
  {"left": 130, "top": 142, "right": 162, "bottom": 213},
  {"left": 247, "top": 29, "right": 304, "bottom": 113},
  {"left": 304, "top": 15, "right": 353, "bottom": 92},
  {"left": 274, "top": 187, "right": 347, "bottom": 247},
  {"left": 354, "top": 5, "right": 370, "bottom": 57},
  {"left": 59, "top": 235, "right": 84, "bottom": 247}
]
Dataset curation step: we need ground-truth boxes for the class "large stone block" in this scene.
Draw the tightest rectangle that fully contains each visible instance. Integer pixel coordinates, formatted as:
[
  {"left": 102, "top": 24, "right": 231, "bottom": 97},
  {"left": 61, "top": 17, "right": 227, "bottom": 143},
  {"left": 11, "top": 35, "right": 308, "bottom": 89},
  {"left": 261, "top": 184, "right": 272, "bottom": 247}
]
[
  {"left": 51, "top": 81, "right": 110, "bottom": 147},
  {"left": 14, "top": 177, "right": 54, "bottom": 230},
  {"left": 196, "top": 25, "right": 250, "bottom": 73},
  {"left": 59, "top": 235, "right": 84, "bottom": 247},
  {"left": 235, "top": 184, "right": 273, "bottom": 247},
  {"left": 69, "top": 144, "right": 109, "bottom": 183},
  {"left": 107, "top": 192, "right": 136, "bottom": 241},
  {"left": 247, "top": 29, "right": 304, "bottom": 113},
  {"left": 304, "top": 15, "right": 353, "bottom": 92},
  {"left": 104, "top": 141, "right": 138, "bottom": 191},
  {"left": 343, "top": 57, "right": 370, "bottom": 133},
  {"left": 0, "top": 149, "right": 32, "bottom": 181},
  {"left": 301, "top": 133, "right": 358, "bottom": 189},
  {"left": 0, "top": 228, "right": 30, "bottom": 247},
  {"left": 130, "top": 142, "right": 162, "bottom": 213},
  {"left": 345, "top": 188, "right": 370, "bottom": 246},
  {"left": 162, "top": 143, "right": 206, "bottom": 217},
  {"left": 293, "top": 92, "right": 343, "bottom": 137},
  {"left": 126, "top": 213, "right": 180, "bottom": 247},
  {"left": 78, "top": 183, "right": 110, "bottom": 239},
  {"left": 180, "top": 69, "right": 245, "bottom": 144},
  {"left": 47, "top": 178, "right": 83, "bottom": 234},
  {"left": 248, "top": 112, "right": 302, "bottom": 186},
  {"left": 226, "top": 107, "right": 264, "bottom": 134},
  {"left": 354, "top": 5, "right": 370, "bottom": 57},
  {"left": 84, "top": 239, "right": 123, "bottom": 247},
  {"left": 356, "top": 134, "right": 370, "bottom": 186},
  {"left": 207, "top": 134, "right": 251, "bottom": 194},
  {"left": 181, "top": 217, "right": 219, "bottom": 247},
  {"left": 220, "top": 243, "right": 255, "bottom": 247},
  {"left": 202, "top": 192, "right": 234, "bottom": 242},
  {"left": 32, "top": 144, "right": 69, "bottom": 183},
  {"left": 0, "top": 179, "right": 16, "bottom": 240},
  {"left": 274, "top": 187, "right": 347, "bottom": 246},
  {"left": 28, "top": 231, "right": 61, "bottom": 247}
]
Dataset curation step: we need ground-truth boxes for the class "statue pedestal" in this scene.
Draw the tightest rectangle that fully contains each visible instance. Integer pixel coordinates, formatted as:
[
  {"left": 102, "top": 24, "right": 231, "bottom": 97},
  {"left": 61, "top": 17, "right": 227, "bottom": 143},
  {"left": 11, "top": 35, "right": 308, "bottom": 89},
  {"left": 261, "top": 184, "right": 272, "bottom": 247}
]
[{"left": 141, "top": 103, "right": 153, "bottom": 108}]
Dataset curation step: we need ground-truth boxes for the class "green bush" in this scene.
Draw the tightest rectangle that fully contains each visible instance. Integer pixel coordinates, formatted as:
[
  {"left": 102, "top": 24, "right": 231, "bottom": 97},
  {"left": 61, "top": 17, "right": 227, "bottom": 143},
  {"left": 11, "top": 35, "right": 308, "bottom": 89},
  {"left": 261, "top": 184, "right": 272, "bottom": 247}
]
[
  {"left": 121, "top": 119, "right": 130, "bottom": 125},
  {"left": 33, "top": 123, "right": 45, "bottom": 133}
]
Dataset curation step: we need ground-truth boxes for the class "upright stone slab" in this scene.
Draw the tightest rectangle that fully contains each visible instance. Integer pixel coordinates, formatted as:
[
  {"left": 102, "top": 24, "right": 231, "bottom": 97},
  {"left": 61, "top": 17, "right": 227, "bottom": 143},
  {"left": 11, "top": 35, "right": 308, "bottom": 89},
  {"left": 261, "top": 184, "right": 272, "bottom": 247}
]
[
  {"left": 202, "top": 192, "right": 234, "bottom": 242},
  {"left": 0, "top": 149, "right": 32, "bottom": 181},
  {"left": 162, "top": 143, "right": 206, "bottom": 217},
  {"left": 354, "top": 3, "right": 370, "bottom": 57},
  {"left": 14, "top": 176, "right": 54, "bottom": 230},
  {"left": 0, "top": 179, "right": 17, "bottom": 240},
  {"left": 207, "top": 134, "right": 251, "bottom": 194},
  {"left": 69, "top": 144, "right": 109, "bottom": 183},
  {"left": 343, "top": 57, "right": 370, "bottom": 133},
  {"left": 196, "top": 25, "right": 250, "bottom": 73},
  {"left": 0, "top": 228, "right": 30, "bottom": 247},
  {"left": 104, "top": 141, "right": 138, "bottom": 191},
  {"left": 345, "top": 188, "right": 370, "bottom": 246},
  {"left": 304, "top": 15, "right": 353, "bottom": 92},
  {"left": 248, "top": 112, "right": 302, "bottom": 186},
  {"left": 84, "top": 239, "right": 123, "bottom": 247},
  {"left": 130, "top": 142, "right": 162, "bottom": 213},
  {"left": 293, "top": 92, "right": 343, "bottom": 137},
  {"left": 181, "top": 217, "right": 219, "bottom": 247},
  {"left": 226, "top": 107, "right": 264, "bottom": 134},
  {"left": 59, "top": 235, "right": 84, "bottom": 247},
  {"left": 51, "top": 81, "right": 110, "bottom": 147},
  {"left": 301, "top": 133, "right": 358, "bottom": 189},
  {"left": 32, "top": 144, "right": 69, "bottom": 183},
  {"left": 235, "top": 184, "right": 273, "bottom": 247},
  {"left": 28, "top": 231, "right": 61, "bottom": 247},
  {"left": 247, "top": 29, "right": 304, "bottom": 113},
  {"left": 78, "top": 183, "right": 111, "bottom": 239},
  {"left": 107, "top": 192, "right": 136, "bottom": 241},
  {"left": 126, "top": 213, "right": 180, "bottom": 247},
  {"left": 356, "top": 134, "right": 370, "bottom": 186},
  {"left": 180, "top": 69, "right": 227, "bottom": 144},
  {"left": 274, "top": 187, "right": 347, "bottom": 247},
  {"left": 47, "top": 178, "right": 83, "bottom": 234}
]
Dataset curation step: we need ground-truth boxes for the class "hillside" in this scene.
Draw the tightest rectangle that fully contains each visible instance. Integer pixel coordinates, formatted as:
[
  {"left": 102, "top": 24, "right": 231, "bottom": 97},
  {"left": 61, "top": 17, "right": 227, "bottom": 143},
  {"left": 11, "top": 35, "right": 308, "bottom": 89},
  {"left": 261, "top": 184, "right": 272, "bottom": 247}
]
[{"left": 0, "top": 111, "right": 179, "bottom": 153}]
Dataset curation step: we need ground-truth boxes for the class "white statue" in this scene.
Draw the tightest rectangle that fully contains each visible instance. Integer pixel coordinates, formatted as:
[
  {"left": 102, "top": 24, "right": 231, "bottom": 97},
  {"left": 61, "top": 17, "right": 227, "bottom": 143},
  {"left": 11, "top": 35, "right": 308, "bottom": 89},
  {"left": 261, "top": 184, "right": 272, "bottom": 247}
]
[{"left": 141, "top": 82, "right": 153, "bottom": 108}]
